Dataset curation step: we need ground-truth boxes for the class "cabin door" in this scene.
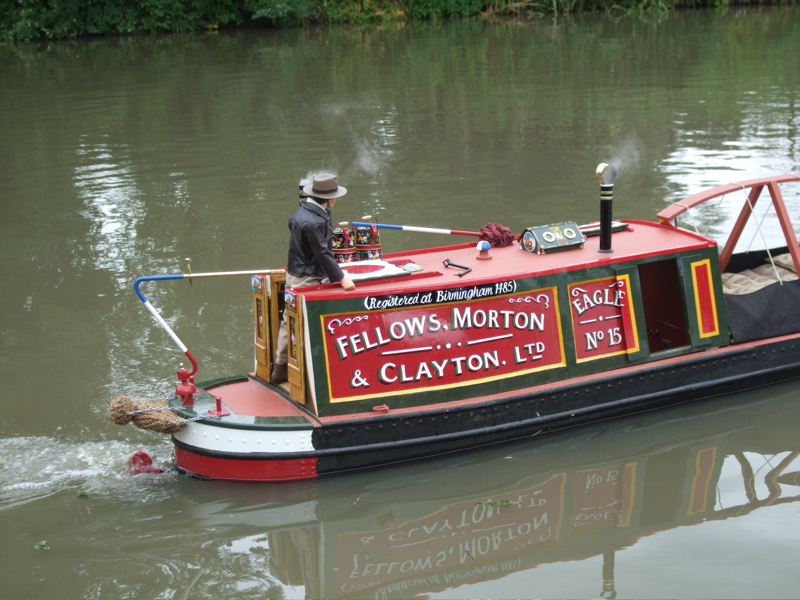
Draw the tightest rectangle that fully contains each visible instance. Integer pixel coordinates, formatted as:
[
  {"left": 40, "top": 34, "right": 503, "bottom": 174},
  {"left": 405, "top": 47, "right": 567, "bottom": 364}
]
[
  {"left": 637, "top": 259, "right": 690, "bottom": 353},
  {"left": 253, "top": 273, "right": 286, "bottom": 380}
]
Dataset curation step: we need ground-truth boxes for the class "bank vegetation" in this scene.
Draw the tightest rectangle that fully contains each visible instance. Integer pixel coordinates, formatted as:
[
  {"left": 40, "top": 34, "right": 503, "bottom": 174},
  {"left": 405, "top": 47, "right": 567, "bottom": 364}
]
[{"left": 1, "top": 0, "right": 795, "bottom": 41}]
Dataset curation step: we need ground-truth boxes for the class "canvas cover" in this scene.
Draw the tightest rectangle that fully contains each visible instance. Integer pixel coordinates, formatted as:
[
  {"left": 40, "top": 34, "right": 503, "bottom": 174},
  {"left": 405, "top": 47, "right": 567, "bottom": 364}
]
[{"left": 723, "top": 249, "right": 800, "bottom": 343}]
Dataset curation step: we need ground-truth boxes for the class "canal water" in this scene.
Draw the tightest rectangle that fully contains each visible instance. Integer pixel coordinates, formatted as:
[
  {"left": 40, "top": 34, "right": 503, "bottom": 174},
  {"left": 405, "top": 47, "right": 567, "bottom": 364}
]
[{"left": 1, "top": 7, "right": 799, "bottom": 598}]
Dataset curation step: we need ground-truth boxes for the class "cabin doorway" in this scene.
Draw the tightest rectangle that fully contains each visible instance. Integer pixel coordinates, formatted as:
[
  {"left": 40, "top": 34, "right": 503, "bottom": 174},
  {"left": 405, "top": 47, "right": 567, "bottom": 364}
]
[{"left": 638, "top": 259, "right": 689, "bottom": 353}]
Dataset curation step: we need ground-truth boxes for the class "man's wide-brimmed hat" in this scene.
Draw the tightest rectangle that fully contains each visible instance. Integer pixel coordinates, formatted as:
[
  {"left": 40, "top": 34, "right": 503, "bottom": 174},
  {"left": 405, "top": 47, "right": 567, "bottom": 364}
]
[{"left": 303, "top": 173, "right": 347, "bottom": 199}]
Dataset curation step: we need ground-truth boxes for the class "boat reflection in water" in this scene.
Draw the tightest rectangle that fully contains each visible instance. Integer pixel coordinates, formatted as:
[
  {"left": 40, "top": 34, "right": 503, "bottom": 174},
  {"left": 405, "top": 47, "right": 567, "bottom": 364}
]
[{"left": 183, "top": 386, "right": 800, "bottom": 599}]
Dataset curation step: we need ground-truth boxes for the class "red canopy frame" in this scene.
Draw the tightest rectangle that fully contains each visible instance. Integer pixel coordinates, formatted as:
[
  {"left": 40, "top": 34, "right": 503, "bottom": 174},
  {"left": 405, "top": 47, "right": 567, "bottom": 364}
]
[{"left": 657, "top": 173, "right": 800, "bottom": 273}]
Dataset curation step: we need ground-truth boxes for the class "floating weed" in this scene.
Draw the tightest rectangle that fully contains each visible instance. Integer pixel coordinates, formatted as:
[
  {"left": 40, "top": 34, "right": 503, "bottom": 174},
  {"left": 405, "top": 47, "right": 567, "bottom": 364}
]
[
  {"left": 477, "top": 498, "right": 519, "bottom": 508},
  {"left": 77, "top": 489, "right": 102, "bottom": 499},
  {"left": 34, "top": 540, "right": 50, "bottom": 550}
]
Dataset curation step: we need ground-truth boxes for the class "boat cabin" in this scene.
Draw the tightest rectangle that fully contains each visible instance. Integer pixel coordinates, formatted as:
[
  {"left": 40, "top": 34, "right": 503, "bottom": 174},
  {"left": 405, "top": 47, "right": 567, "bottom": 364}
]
[{"left": 252, "top": 218, "right": 728, "bottom": 418}]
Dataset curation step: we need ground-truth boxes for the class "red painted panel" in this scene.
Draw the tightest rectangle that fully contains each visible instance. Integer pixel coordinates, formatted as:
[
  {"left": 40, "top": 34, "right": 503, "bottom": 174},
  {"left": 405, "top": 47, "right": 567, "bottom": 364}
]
[
  {"left": 207, "top": 378, "right": 314, "bottom": 418},
  {"left": 321, "top": 287, "right": 566, "bottom": 402},
  {"left": 692, "top": 261, "right": 718, "bottom": 337},
  {"left": 569, "top": 276, "right": 639, "bottom": 362},
  {"left": 175, "top": 446, "right": 318, "bottom": 481}
]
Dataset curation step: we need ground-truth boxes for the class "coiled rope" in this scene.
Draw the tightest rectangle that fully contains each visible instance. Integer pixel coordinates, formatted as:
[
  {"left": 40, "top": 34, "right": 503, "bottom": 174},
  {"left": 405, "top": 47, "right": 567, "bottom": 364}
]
[{"left": 108, "top": 396, "right": 198, "bottom": 435}]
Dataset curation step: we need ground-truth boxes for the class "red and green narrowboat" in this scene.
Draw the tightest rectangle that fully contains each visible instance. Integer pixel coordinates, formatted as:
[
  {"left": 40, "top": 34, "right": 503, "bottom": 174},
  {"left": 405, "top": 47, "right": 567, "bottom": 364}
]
[{"left": 112, "top": 167, "right": 800, "bottom": 481}]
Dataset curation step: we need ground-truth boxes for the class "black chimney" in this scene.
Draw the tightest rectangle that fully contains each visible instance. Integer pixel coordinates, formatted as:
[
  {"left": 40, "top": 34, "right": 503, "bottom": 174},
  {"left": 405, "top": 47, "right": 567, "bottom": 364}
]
[{"left": 596, "top": 163, "right": 617, "bottom": 253}]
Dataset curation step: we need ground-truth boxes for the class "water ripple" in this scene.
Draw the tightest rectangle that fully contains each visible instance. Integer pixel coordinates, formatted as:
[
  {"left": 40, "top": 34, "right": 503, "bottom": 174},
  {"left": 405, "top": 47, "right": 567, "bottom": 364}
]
[{"left": 0, "top": 436, "right": 176, "bottom": 511}]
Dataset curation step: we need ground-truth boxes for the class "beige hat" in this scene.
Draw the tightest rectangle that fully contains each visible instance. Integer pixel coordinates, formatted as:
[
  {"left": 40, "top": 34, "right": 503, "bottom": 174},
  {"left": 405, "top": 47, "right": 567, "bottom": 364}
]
[{"left": 303, "top": 172, "right": 348, "bottom": 199}]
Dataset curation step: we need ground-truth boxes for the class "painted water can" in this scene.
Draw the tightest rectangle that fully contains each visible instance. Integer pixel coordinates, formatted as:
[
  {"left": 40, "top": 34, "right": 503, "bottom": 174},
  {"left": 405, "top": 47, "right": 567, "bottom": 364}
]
[
  {"left": 333, "top": 224, "right": 357, "bottom": 263},
  {"left": 355, "top": 215, "right": 382, "bottom": 261}
]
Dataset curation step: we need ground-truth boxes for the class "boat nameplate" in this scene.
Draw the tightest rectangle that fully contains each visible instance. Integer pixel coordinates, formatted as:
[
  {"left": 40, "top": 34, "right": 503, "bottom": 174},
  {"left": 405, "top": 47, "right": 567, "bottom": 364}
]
[
  {"left": 568, "top": 275, "right": 640, "bottom": 363},
  {"left": 318, "top": 285, "right": 567, "bottom": 403}
]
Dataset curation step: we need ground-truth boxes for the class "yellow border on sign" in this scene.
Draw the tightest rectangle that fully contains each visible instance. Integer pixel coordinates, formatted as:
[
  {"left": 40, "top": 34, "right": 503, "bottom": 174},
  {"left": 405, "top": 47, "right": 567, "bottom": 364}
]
[
  {"left": 320, "top": 286, "right": 567, "bottom": 403},
  {"left": 691, "top": 259, "right": 720, "bottom": 338}
]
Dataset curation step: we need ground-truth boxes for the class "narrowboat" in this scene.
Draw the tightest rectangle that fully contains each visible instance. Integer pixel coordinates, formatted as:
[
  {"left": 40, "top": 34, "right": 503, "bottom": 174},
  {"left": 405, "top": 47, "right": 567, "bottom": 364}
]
[{"left": 110, "top": 167, "right": 800, "bottom": 481}]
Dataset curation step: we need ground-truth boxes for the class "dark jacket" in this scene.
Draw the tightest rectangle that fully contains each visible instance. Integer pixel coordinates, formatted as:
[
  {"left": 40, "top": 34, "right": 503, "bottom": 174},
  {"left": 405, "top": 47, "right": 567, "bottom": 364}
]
[{"left": 286, "top": 200, "right": 345, "bottom": 282}]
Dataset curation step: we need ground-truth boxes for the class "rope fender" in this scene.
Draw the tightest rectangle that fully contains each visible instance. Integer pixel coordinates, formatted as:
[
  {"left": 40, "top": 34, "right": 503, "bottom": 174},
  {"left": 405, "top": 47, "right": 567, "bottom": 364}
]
[{"left": 108, "top": 396, "right": 190, "bottom": 435}]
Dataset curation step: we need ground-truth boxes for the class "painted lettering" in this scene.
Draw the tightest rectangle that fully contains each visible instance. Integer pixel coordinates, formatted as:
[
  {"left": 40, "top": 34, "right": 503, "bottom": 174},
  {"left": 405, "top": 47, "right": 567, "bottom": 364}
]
[
  {"left": 584, "top": 330, "right": 602, "bottom": 352},
  {"left": 451, "top": 307, "right": 545, "bottom": 332},
  {"left": 378, "top": 351, "right": 499, "bottom": 384},
  {"left": 514, "top": 342, "right": 546, "bottom": 364},
  {"left": 571, "top": 285, "right": 626, "bottom": 316}
]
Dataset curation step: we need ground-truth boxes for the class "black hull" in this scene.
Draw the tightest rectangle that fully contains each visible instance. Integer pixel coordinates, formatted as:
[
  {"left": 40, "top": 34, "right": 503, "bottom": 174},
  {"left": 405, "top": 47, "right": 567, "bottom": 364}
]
[{"left": 314, "top": 339, "right": 800, "bottom": 474}]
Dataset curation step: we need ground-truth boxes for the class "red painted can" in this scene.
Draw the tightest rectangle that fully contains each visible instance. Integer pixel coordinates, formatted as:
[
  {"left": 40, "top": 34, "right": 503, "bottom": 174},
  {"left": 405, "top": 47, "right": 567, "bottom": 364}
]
[{"left": 355, "top": 215, "right": 382, "bottom": 261}]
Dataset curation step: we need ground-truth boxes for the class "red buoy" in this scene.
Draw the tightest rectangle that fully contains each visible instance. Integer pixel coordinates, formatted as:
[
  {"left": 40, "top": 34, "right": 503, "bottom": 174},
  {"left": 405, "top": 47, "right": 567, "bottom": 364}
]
[{"left": 128, "top": 450, "right": 163, "bottom": 475}]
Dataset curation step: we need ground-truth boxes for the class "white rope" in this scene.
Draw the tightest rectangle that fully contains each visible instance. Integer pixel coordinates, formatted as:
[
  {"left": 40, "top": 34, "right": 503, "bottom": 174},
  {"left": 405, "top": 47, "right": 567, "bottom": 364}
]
[{"left": 732, "top": 182, "right": 786, "bottom": 285}]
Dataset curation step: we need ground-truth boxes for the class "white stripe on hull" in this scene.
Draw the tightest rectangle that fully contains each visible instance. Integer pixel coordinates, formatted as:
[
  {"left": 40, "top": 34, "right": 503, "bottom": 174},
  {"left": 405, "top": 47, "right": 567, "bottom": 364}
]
[{"left": 173, "top": 421, "right": 313, "bottom": 454}]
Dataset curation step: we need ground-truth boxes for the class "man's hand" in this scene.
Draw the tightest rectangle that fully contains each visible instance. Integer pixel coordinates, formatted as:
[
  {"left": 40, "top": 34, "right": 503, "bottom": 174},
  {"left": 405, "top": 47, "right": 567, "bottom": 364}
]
[{"left": 340, "top": 276, "right": 356, "bottom": 290}]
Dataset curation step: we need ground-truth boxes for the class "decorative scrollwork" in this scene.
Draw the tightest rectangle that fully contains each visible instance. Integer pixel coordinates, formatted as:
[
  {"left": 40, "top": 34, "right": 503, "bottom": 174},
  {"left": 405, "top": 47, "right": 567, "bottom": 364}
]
[
  {"left": 326, "top": 315, "right": 369, "bottom": 335},
  {"left": 508, "top": 294, "right": 550, "bottom": 310}
]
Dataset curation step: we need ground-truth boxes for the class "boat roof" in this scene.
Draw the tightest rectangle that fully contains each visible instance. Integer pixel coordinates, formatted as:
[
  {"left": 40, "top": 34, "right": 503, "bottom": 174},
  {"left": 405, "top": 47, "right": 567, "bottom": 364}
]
[{"left": 296, "top": 218, "right": 716, "bottom": 299}]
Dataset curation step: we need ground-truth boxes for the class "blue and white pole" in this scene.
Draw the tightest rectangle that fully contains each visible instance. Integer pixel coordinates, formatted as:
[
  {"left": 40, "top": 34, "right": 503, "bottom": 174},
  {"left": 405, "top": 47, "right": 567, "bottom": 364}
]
[
  {"left": 134, "top": 268, "right": 286, "bottom": 376},
  {"left": 134, "top": 274, "right": 198, "bottom": 374}
]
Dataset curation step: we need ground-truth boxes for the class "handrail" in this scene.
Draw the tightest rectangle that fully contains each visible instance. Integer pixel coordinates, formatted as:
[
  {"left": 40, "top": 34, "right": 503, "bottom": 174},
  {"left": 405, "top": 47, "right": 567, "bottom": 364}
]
[
  {"left": 657, "top": 173, "right": 800, "bottom": 273},
  {"left": 657, "top": 173, "right": 800, "bottom": 223}
]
